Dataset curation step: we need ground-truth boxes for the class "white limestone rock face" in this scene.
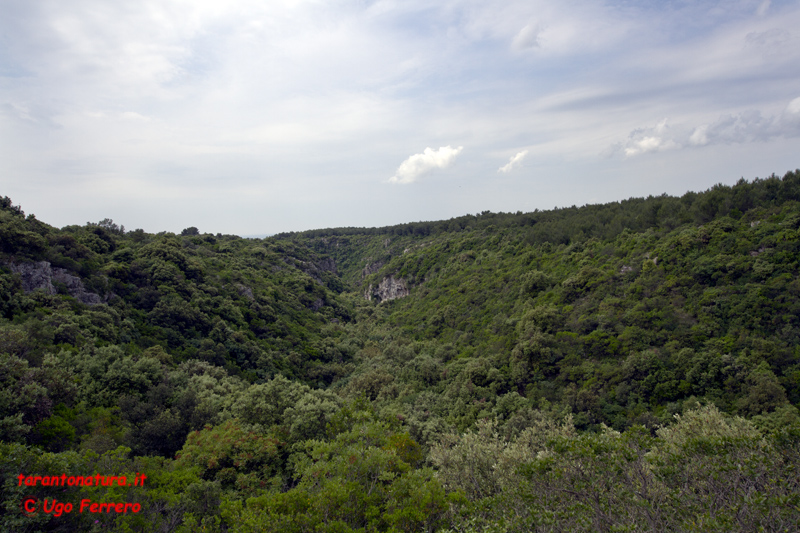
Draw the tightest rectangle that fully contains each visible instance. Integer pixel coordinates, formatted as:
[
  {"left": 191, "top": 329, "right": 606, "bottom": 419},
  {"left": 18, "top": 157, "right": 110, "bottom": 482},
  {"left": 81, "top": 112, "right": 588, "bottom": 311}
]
[
  {"left": 8, "top": 261, "right": 103, "bottom": 305},
  {"left": 364, "top": 275, "right": 409, "bottom": 303}
]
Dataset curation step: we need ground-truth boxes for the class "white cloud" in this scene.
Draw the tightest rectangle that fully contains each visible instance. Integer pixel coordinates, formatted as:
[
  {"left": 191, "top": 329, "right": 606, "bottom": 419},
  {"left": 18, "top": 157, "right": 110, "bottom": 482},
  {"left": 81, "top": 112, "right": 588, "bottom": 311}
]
[
  {"left": 610, "top": 99, "right": 800, "bottom": 158},
  {"left": 498, "top": 150, "right": 529, "bottom": 173},
  {"left": 512, "top": 23, "right": 542, "bottom": 51},
  {"left": 624, "top": 136, "right": 672, "bottom": 157},
  {"left": 389, "top": 146, "right": 463, "bottom": 184},
  {"left": 613, "top": 119, "right": 678, "bottom": 157},
  {"left": 787, "top": 96, "right": 800, "bottom": 114},
  {"left": 690, "top": 99, "right": 800, "bottom": 145},
  {"left": 120, "top": 111, "right": 151, "bottom": 121},
  {"left": 689, "top": 125, "right": 709, "bottom": 146},
  {"left": 756, "top": 0, "right": 771, "bottom": 17}
]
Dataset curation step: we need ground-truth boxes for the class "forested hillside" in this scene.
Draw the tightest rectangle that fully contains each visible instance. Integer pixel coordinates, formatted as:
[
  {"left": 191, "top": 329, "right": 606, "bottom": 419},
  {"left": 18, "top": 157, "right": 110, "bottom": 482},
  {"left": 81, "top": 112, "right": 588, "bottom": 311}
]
[{"left": 2, "top": 171, "right": 800, "bottom": 532}]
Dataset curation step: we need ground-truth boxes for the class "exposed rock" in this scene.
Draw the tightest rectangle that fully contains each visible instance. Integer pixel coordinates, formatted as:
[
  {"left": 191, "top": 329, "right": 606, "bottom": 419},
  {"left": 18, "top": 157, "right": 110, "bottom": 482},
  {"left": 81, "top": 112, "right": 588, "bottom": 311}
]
[
  {"left": 53, "top": 269, "right": 103, "bottom": 305},
  {"left": 9, "top": 261, "right": 55, "bottom": 294},
  {"left": 403, "top": 242, "right": 432, "bottom": 255},
  {"left": 236, "top": 283, "right": 255, "bottom": 301},
  {"left": 287, "top": 256, "right": 337, "bottom": 286},
  {"left": 318, "top": 237, "right": 342, "bottom": 249},
  {"left": 361, "top": 260, "right": 384, "bottom": 279},
  {"left": 314, "top": 257, "right": 337, "bottom": 273},
  {"left": 7, "top": 261, "right": 103, "bottom": 305},
  {"left": 364, "top": 275, "right": 409, "bottom": 303}
]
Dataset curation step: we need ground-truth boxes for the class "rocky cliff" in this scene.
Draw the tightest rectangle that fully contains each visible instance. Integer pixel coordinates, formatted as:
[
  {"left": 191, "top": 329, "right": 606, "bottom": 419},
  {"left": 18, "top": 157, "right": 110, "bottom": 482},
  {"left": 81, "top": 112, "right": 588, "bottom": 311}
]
[
  {"left": 7, "top": 261, "right": 103, "bottom": 305},
  {"left": 361, "top": 260, "right": 384, "bottom": 279},
  {"left": 364, "top": 275, "right": 409, "bottom": 303},
  {"left": 285, "top": 257, "right": 337, "bottom": 287}
]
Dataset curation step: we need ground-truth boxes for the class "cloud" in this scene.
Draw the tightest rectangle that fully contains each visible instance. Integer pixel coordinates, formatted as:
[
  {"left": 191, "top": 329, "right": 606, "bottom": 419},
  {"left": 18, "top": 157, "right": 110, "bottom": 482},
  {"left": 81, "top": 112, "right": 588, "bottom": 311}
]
[
  {"left": 688, "top": 125, "right": 708, "bottom": 146},
  {"left": 610, "top": 99, "right": 800, "bottom": 157},
  {"left": 756, "top": 0, "right": 771, "bottom": 17},
  {"left": 688, "top": 99, "right": 800, "bottom": 146},
  {"left": 3, "top": 0, "right": 800, "bottom": 234},
  {"left": 787, "top": 96, "right": 800, "bottom": 114},
  {"left": 121, "top": 111, "right": 151, "bottom": 121},
  {"left": 689, "top": 111, "right": 770, "bottom": 146},
  {"left": 3, "top": 102, "right": 62, "bottom": 128},
  {"left": 623, "top": 136, "right": 675, "bottom": 156},
  {"left": 512, "top": 23, "right": 542, "bottom": 51},
  {"left": 498, "top": 150, "right": 529, "bottom": 173},
  {"left": 389, "top": 146, "right": 463, "bottom": 184},
  {"left": 613, "top": 119, "right": 679, "bottom": 157}
]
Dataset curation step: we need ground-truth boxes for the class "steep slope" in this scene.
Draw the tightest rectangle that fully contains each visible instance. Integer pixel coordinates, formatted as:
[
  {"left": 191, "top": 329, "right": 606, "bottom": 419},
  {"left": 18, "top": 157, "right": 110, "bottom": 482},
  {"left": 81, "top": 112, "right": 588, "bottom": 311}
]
[
  {"left": 0, "top": 204, "right": 357, "bottom": 386},
  {"left": 273, "top": 172, "right": 800, "bottom": 434}
]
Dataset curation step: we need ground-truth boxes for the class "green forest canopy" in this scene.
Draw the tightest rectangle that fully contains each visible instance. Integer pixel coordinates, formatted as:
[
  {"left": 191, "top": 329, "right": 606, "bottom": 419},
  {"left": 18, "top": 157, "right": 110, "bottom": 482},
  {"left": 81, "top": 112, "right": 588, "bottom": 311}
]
[{"left": 1, "top": 170, "right": 799, "bottom": 531}]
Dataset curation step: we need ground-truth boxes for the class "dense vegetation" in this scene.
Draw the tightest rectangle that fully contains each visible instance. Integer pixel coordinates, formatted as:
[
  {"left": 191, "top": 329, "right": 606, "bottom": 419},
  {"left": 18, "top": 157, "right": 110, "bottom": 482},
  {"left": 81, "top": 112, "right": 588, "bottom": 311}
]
[{"left": 1, "top": 171, "right": 799, "bottom": 532}]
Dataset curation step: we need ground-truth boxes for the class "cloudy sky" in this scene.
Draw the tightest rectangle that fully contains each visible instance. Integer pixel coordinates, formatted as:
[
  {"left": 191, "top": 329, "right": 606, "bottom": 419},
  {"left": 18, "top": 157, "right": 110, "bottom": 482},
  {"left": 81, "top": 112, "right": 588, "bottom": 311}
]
[{"left": 2, "top": 0, "right": 799, "bottom": 235}]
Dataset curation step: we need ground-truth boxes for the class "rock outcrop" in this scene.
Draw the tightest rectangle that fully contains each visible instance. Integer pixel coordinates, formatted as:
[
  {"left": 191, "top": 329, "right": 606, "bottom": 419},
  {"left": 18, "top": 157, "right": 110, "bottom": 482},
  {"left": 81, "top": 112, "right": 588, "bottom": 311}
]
[
  {"left": 313, "top": 257, "right": 337, "bottom": 274},
  {"left": 235, "top": 283, "right": 255, "bottom": 301},
  {"left": 287, "top": 257, "right": 337, "bottom": 286},
  {"left": 7, "top": 261, "right": 103, "bottom": 305},
  {"left": 364, "top": 275, "right": 409, "bottom": 303},
  {"left": 361, "top": 260, "right": 384, "bottom": 279}
]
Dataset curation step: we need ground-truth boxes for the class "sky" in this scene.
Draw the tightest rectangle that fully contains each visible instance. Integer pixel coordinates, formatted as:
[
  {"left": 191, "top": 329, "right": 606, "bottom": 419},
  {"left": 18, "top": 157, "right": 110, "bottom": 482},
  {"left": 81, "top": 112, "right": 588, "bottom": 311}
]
[{"left": 1, "top": 0, "right": 799, "bottom": 236}]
